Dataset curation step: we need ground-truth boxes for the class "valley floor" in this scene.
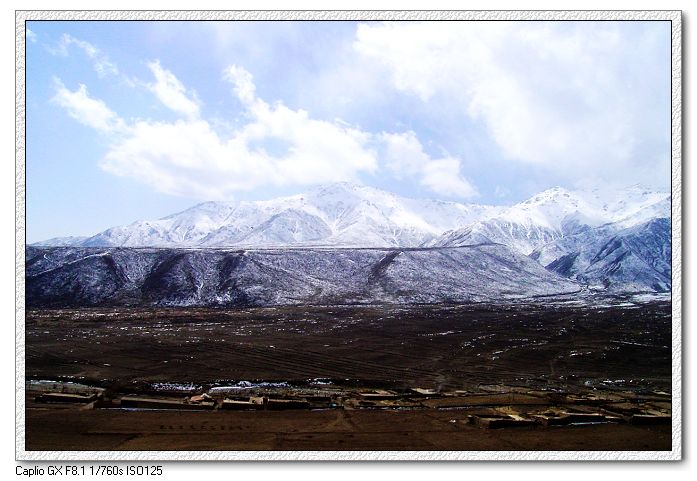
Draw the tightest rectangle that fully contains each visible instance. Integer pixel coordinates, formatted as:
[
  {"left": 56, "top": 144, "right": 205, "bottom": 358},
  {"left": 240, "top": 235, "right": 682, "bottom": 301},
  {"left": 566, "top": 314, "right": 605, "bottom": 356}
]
[{"left": 23, "top": 300, "right": 673, "bottom": 452}]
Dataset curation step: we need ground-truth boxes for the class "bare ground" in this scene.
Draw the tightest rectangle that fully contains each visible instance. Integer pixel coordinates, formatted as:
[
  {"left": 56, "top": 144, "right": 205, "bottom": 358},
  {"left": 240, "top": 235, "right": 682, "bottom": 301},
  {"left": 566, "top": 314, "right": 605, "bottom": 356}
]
[{"left": 24, "top": 301, "right": 672, "bottom": 451}]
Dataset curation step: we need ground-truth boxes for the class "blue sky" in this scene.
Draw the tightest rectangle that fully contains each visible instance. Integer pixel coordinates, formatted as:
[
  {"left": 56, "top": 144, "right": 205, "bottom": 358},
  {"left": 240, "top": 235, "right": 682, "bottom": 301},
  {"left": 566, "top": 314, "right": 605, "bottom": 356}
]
[{"left": 25, "top": 20, "right": 672, "bottom": 242}]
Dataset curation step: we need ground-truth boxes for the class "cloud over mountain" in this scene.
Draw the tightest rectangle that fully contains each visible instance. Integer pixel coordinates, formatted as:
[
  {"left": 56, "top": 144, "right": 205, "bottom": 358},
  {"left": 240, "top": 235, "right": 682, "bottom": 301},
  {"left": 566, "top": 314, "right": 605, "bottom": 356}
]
[{"left": 52, "top": 60, "right": 478, "bottom": 201}]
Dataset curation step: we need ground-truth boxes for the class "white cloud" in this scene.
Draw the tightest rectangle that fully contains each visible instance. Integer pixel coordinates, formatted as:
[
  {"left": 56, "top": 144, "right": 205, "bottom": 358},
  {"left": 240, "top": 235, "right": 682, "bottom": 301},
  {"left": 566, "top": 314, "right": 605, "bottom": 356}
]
[
  {"left": 54, "top": 59, "right": 478, "bottom": 201},
  {"left": 55, "top": 63, "right": 386, "bottom": 199},
  {"left": 381, "top": 130, "right": 424, "bottom": 178},
  {"left": 381, "top": 131, "right": 477, "bottom": 198},
  {"left": 223, "top": 65, "right": 256, "bottom": 106},
  {"left": 494, "top": 185, "right": 510, "bottom": 198},
  {"left": 26, "top": 28, "right": 37, "bottom": 43},
  {"left": 420, "top": 158, "right": 478, "bottom": 199},
  {"left": 146, "top": 60, "right": 201, "bottom": 118},
  {"left": 51, "top": 79, "right": 124, "bottom": 133},
  {"left": 51, "top": 34, "right": 119, "bottom": 78},
  {"left": 355, "top": 22, "right": 670, "bottom": 185}
]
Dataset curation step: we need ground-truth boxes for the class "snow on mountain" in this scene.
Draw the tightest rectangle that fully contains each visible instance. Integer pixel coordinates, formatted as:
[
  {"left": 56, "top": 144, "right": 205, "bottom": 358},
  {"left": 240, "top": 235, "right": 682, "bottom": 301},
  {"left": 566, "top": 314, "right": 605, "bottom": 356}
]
[
  {"left": 32, "top": 183, "right": 671, "bottom": 295},
  {"left": 31, "top": 236, "right": 89, "bottom": 247},
  {"left": 25, "top": 244, "right": 581, "bottom": 308},
  {"left": 230, "top": 209, "right": 332, "bottom": 246},
  {"left": 81, "top": 201, "right": 239, "bottom": 247},
  {"left": 531, "top": 218, "right": 671, "bottom": 292},
  {"left": 78, "top": 182, "right": 502, "bottom": 248},
  {"left": 432, "top": 185, "right": 670, "bottom": 255}
]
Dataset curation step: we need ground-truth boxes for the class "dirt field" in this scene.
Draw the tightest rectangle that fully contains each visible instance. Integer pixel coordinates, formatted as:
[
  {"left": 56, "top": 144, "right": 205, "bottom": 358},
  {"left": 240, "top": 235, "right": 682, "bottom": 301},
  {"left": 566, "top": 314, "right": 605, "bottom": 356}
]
[
  {"left": 24, "top": 301, "right": 672, "bottom": 451},
  {"left": 25, "top": 405, "right": 671, "bottom": 451},
  {"left": 26, "top": 301, "right": 671, "bottom": 391}
]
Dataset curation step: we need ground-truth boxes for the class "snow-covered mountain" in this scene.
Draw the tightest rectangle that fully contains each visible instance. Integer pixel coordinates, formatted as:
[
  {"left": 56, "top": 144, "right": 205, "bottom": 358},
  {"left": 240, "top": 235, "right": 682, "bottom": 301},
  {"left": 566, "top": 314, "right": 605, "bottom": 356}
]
[
  {"left": 431, "top": 185, "right": 670, "bottom": 255},
  {"left": 31, "top": 182, "right": 671, "bottom": 296},
  {"left": 32, "top": 236, "right": 88, "bottom": 247},
  {"left": 530, "top": 218, "right": 671, "bottom": 292},
  {"left": 38, "top": 183, "right": 668, "bottom": 252},
  {"left": 74, "top": 183, "right": 502, "bottom": 249}
]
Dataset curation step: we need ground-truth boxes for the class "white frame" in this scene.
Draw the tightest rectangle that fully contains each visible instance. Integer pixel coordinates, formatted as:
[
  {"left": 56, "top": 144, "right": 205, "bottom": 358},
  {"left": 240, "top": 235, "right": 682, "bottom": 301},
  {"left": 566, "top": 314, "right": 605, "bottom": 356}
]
[{"left": 15, "top": 9, "right": 682, "bottom": 461}]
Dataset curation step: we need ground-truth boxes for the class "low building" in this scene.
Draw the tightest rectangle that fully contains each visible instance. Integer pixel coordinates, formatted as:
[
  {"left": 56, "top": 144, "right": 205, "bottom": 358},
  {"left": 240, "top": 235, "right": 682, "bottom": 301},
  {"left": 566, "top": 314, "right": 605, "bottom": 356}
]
[
  {"left": 266, "top": 398, "right": 310, "bottom": 410},
  {"left": 120, "top": 396, "right": 214, "bottom": 410},
  {"left": 34, "top": 392, "right": 98, "bottom": 404},
  {"left": 221, "top": 397, "right": 265, "bottom": 410},
  {"left": 357, "top": 390, "right": 399, "bottom": 400}
]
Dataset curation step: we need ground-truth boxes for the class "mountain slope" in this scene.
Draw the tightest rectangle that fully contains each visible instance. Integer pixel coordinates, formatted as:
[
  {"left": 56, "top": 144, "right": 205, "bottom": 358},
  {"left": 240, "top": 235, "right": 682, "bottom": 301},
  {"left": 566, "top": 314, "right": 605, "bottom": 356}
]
[
  {"left": 31, "top": 236, "right": 88, "bottom": 247},
  {"left": 26, "top": 245, "right": 581, "bottom": 308},
  {"left": 432, "top": 185, "right": 670, "bottom": 255},
  {"left": 530, "top": 218, "right": 671, "bottom": 292}
]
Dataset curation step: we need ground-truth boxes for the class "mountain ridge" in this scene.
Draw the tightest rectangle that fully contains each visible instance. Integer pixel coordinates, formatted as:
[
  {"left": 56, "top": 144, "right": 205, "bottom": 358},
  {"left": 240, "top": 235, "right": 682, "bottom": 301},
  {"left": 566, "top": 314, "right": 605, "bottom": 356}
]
[
  {"left": 30, "top": 182, "right": 671, "bottom": 295},
  {"left": 35, "top": 182, "right": 668, "bottom": 250},
  {"left": 38, "top": 182, "right": 504, "bottom": 249}
]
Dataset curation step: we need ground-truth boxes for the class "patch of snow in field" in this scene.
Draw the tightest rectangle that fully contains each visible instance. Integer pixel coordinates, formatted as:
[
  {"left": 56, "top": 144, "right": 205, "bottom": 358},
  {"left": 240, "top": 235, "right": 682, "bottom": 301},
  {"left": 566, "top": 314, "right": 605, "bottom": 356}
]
[
  {"left": 149, "top": 382, "right": 201, "bottom": 392},
  {"left": 209, "top": 381, "right": 291, "bottom": 392}
]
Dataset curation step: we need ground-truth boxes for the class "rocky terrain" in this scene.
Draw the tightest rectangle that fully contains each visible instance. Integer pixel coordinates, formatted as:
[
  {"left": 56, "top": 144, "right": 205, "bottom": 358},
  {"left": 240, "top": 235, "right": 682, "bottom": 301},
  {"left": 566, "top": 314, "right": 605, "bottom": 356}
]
[{"left": 26, "top": 243, "right": 582, "bottom": 308}]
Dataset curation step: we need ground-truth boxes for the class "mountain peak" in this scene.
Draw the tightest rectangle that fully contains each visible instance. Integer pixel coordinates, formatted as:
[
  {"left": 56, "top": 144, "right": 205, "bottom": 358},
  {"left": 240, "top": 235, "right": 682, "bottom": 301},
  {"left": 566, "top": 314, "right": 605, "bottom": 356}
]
[
  {"left": 307, "top": 181, "right": 382, "bottom": 197},
  {"left": 164, "top": 200, "right": 236, "bottom": 218},
  {"left": 522, "top": 186, "right": 574, "bottom": 205}
]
